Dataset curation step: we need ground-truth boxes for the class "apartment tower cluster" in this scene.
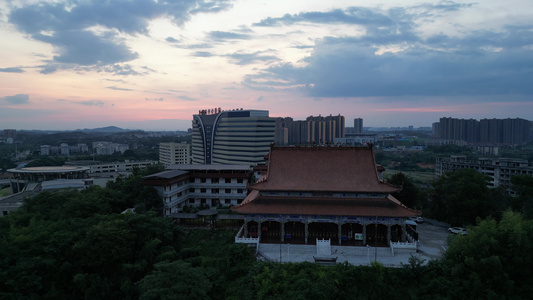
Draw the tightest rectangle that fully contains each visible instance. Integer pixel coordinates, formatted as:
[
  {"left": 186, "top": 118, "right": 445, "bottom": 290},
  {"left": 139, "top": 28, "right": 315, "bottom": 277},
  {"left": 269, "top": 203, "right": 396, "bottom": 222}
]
[
  {"left": 432, "top": 117, "right": 533, "bottom": 145},
  {"left": 274, "top": 114, "right": 345, "bottom": 145}
]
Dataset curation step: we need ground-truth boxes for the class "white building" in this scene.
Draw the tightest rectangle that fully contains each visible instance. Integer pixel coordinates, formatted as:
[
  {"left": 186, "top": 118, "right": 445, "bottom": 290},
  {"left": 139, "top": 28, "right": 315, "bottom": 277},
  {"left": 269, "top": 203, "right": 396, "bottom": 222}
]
[
  {"left": 92, "top": 141, "right": 129, "bottom": 155},
  {"left": 191, "top": 108, "right": 275, "bottom": 165},
  {"left": 159, "top": 142, "right": 191, "bottom": 166},
  {"left": 435, "top": 155, "right": 533, "bottom": 195},
  {"left": 142, "top": 164, "right": 252, "bottom": 216}
]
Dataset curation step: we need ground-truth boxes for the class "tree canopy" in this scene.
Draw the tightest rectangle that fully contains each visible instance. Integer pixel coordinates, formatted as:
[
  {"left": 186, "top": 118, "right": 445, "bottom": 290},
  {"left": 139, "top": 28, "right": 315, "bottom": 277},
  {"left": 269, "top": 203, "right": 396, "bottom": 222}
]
[
  {"left": 428, "top": 168, "right": 496, "bottom": 225},
  {"left": 386, "top": 172, "right": 421, "bottom": 209}
]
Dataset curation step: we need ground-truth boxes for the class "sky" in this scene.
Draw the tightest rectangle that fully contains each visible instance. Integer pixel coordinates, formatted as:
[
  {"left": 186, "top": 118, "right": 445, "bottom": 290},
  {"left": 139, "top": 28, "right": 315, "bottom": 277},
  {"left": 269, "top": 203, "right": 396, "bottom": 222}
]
[{"left": 1, "top": 0, "right": 532, "bottom": 131}]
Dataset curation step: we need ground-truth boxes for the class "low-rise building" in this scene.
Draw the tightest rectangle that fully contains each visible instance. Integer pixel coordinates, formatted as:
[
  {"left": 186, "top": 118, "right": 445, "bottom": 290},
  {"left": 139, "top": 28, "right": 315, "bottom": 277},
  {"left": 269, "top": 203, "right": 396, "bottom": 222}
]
[
  {"left": 435, "top": 155, "right": 533, "bottom": 194},
  {"left": 142, "top": 164, "right": 252, "bottom": 216}
]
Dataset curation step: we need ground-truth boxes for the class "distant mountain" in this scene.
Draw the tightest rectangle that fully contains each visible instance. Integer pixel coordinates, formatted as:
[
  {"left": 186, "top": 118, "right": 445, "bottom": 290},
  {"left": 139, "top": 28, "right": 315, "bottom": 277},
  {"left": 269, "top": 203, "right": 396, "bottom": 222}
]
[{"left": 75, "top": 126, "right": 130, "bottom": 133}]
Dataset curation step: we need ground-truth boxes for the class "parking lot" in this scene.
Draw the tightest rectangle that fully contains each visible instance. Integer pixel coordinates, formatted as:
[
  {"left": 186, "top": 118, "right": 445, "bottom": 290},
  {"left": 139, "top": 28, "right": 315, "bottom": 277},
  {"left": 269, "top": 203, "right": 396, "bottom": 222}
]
[{"left": 416, "top": 221, "right": 450, "bottom": 259}]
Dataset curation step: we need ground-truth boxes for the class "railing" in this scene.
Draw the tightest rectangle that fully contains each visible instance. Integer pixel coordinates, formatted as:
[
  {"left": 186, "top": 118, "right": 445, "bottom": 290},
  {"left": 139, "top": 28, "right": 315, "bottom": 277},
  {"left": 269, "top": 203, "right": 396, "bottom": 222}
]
[
  {"left": 234, "top": 224, "right": 259, "bottom": 244},
  {"left": 389, "top": 240, "right": 417, "bottom": 256}
]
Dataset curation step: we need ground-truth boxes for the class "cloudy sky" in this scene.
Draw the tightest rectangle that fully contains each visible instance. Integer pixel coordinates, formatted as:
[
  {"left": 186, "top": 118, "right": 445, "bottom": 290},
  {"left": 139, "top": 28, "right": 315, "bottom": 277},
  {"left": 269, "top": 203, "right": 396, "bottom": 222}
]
[{"left": 1, "top": 0, "right": 532, "bottom": 131}]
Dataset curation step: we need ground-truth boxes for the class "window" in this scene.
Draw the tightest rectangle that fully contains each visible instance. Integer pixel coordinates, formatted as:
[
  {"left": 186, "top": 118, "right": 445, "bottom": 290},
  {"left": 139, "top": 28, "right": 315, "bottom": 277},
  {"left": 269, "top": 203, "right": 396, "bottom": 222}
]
[
  {"left": 238, "top": 189, "right": 244, "bottom": 193},
  {"left": 212, "top": 189, "right": 219, "bottom": 194},
  {"left": 225, "top": 178, "right": 231, "bottom": 183},
  {"left": 200, "top": 188, "right": 206, "bottom": 193},
  {"left": 212, "top": 178, "right": 219, "bottom": 184},
  {"left": 189, "top": 188, "right": 195, "bottom": 193},
  {"left": 225, "top": 199, "right": 231, "bottom": 204},
  {"left": 189, "top": 199, "right": 195, "bottom": 204},
  {"left": 225, "top": 189, "right": 231, "bottom": 194},
  {"left": 201, "top": 178, "right": 206, "bottom": 183},
  {"left": 237, "top": 178, "right": 243, "bottom": 183}
]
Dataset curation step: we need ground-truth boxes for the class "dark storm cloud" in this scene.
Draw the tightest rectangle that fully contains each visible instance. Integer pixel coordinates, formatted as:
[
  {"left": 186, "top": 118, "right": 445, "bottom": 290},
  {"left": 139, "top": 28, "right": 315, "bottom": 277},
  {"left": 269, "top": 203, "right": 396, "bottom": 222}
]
[
  {"left": 1, "top": 94, "right": 30, "bottom": 104},
  {"left": 8, "top": 0, "right": 232, "bottom": 73},
  {"left": 245, "top": 31, "right": 533, "bottom": 97},
  {"left": 0, "top": 67, "right": 25, "bottom": 73},
  {"left": 37, "top": 30, "right": 138, "bottom": 65},
  {"left": 245, "top": 4, "right": 533, "bottom": 98}
]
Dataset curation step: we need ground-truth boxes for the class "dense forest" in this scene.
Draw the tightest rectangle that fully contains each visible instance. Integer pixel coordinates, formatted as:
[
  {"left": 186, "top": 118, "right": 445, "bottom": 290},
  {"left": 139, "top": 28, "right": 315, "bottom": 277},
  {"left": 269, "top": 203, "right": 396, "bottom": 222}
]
[
  {"left": 1, "top": 167, "right": 533, "bottom": 299},
  {"left": 2, "top": 141, "right": 533, "bottom": 298}
]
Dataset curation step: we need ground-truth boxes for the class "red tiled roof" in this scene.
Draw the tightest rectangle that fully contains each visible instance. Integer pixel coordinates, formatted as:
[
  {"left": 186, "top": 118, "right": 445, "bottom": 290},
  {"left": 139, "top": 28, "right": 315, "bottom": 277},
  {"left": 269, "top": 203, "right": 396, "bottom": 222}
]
[
  {"left": 251, "top": 146, "right": 399, "bottom": 193},
  {"left": 232, "top": 192, "right": 418, "bottom": 217}
]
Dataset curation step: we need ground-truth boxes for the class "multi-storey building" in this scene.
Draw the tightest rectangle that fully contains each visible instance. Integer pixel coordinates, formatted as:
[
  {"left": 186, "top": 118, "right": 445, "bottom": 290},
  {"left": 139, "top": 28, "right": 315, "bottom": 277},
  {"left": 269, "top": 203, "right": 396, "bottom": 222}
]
[
  {"left": 435, "top": 155, "right": 533, "bottom": 194},
  {"left": 92, "top": 141, "right": 130, "bottom": 155},
  {"left": 142, "top": 164, "right": 253, "bottom": 216},
  {"left": 3, "top": 129, "right": 16, "bottom": 144},
  {"left": 191, "top": 108, "right": 275, "bottom": 165},
  {"left": 274, "top": 114, "right": 346, "bottom": 145},
  {"left": 83, "top": 160, "right": 158, "bottom": 175},
  {"left": 433, "top": 117, "right": 533, "bottom": 145},
  {"left": 354, "top": 118, "right": 363, "bottom": 134},
  {"left": 159, "top": 142, "right": 191, "bottom": 166},
  {"left": 40, "top": 144, "right": 88, "bottom": 155}
]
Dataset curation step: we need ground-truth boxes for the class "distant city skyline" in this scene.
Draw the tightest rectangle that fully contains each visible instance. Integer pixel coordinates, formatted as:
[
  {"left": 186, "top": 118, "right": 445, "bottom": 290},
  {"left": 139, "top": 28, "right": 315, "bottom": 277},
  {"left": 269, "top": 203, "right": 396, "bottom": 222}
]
[{"left": 1, "top": 0, "right": 532, "bottom": 131}]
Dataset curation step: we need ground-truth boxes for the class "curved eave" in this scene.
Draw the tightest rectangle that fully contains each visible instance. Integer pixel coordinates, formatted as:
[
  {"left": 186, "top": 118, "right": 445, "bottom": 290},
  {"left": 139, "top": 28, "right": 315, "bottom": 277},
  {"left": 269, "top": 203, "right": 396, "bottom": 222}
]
[{"left": 232, "top": 193, "right": 419, "bottom": 218}]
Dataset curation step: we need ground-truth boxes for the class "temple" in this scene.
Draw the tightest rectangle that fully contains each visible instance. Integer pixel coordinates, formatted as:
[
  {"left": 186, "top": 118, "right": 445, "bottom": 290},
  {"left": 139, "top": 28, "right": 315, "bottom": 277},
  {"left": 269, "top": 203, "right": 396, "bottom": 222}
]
[{"left": 232, "top": 145, "right": 420, "bottom": 247}]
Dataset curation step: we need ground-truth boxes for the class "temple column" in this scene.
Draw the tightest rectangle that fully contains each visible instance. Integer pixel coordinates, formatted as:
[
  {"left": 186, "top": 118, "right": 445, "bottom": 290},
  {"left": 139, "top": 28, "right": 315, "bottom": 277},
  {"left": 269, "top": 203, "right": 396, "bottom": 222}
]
[
  {"left": 304, "top": 222, "right": 309, "bottom": 244},
  {"left": 338, "top": 222, "right": 342, "bottom": 245},
  {"left": 362, "top": 223, "right": 367, "bottom": 245},
  {"left": 244, "top": 221, "right": 248, "bottom": 238},
  {"left": 257, "top": 221, "right": 262, "bottom": 242},
  {"left": 281, "top": 221, "right": 285, "bottom": 242},
  {"left": 387, "top": 224, "right": 391, "bottom": 245},
  {"left": 401, "top": 222, "right": 407, "bottom": 242}
]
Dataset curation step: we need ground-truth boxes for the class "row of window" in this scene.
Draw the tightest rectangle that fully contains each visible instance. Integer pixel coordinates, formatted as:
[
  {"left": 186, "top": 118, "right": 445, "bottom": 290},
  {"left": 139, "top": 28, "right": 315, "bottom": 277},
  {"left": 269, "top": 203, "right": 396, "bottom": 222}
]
[
  {"left": 190, "top": 188, "right": 245, "bottom": 194},
  {"left": 192, "top": 178, "right": 244, "bottom": 184}
]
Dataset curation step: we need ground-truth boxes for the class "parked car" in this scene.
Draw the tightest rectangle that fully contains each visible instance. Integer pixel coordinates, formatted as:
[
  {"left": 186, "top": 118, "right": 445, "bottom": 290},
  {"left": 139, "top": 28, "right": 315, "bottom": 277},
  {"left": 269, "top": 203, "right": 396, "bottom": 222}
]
[
  {"left": 408, "top": 217, "right": 424, "bottom": 223},
  {"left": 448, "top": 227, "right": 467, "bottom": 235}
]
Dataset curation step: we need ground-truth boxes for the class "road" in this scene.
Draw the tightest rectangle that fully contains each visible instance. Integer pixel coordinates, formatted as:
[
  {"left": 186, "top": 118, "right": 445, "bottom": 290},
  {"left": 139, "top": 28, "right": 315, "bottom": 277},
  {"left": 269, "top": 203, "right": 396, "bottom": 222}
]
[{"left": 416, "top": 221, "right": 450, "bottom": 259}]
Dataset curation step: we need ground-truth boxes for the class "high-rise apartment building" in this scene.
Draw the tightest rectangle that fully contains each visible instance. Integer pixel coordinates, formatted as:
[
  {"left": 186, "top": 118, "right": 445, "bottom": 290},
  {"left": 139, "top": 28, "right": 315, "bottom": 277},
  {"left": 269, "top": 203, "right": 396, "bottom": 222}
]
[
  {"left": 354, "top": 118, "right": 363, "bottom": 134},
  {"left": 274, "top": 114, "right": 346, "bottom": 145},
  {"left": 191, "top": 108, "right": 275, "bottom": 165},
  {"left": 433, "top": 117, "right": 532, "bottom": 145},
  {"left": 159, "top": 142, "right": 191, "bottom": 166}
]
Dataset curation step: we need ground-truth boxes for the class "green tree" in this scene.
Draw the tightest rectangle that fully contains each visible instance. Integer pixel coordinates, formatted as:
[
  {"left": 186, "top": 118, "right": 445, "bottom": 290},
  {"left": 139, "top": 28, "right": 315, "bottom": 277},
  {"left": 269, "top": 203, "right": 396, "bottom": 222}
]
[
  {"left": 386, "top": 172, "right": 421, "bottom": 208},
  {"left": 138, "top": 260, "right": 212, "bottom": 300},
  {"left": 429, "top": 168, "right": 495, "bottom": 225},
  {"left": 510, "top": 174, "right": 533, "bottom": 219},
  {"left": 444, "top": 211, "right": 533, "bottom": 298}
]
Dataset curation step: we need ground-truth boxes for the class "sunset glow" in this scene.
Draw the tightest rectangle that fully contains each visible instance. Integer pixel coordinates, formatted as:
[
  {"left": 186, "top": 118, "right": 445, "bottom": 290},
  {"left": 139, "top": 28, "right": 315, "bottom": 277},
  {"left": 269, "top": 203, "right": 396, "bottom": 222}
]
[{"left": 1, "top": 0, "right": 532, "bottom": 130}]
